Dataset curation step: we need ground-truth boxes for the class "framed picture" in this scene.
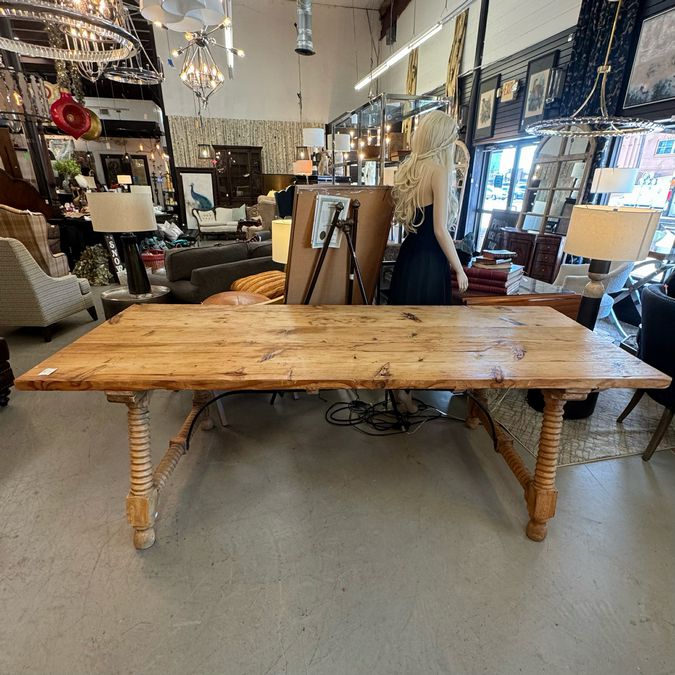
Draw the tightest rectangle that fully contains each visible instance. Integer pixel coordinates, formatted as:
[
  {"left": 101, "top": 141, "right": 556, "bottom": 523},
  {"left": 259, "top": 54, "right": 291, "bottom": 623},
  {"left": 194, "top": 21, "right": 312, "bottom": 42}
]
[
  {"left": 624, "top": 7, "right": 675, "bottom": 109},
  {"left": 175, "top": 167, "right": 218, "bottom": 228},
  {"left": 474, "top": 74, "right": 500, "bottom": 141},
  {"left": 311, "top": 194, "right": 351, "bottom": 249},
  {"left": 101, "top": 154, "right": 150, "bottom": 187},
  {"left": 521, "top": 51, "right": 558, "bottom": 130}
]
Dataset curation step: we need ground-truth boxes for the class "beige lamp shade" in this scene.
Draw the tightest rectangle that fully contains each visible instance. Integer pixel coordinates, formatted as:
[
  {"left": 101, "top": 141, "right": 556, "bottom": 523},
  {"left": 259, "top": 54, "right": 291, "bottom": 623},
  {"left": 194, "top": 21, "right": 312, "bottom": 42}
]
[
  {"left": 293, "top": 159, "right": 313, "bottom": 175},
  {"left": 116, "top": 174, "right": 133, "bottom": 185},
  {"left": 130, "top": 185, "right": 153, "bottom": 195},
  {"left": 272, "top": 218, "right": 292, "bottom": 264},
  {"left": 328, "top": 133, "right": 351, "bottom": 153},
  {"left": 590, "top": 167, "right": 639, "bottom": 194},
  {"left": 564, "top": 205, "right": 661, "bottom": 261},
  {"left": 302, "top": 128, "right": 325, "bottom": 148},
  {"left": 88, "top": 192, "right": 157, "bottom": 233}
]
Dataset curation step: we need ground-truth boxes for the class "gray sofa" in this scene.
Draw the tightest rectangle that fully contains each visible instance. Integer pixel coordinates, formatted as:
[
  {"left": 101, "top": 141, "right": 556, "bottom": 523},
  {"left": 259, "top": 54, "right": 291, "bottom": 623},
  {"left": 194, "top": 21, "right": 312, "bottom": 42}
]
[{"left": 151, "top": 241, "right": 283, "bottom": 303}]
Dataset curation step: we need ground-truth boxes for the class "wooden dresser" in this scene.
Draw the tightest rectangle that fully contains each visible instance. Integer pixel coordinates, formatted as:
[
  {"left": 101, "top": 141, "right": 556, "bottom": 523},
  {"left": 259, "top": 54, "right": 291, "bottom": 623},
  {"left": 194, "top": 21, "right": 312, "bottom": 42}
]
[{"left": 496, "top": 227, "right": 564, "bottom": 284}]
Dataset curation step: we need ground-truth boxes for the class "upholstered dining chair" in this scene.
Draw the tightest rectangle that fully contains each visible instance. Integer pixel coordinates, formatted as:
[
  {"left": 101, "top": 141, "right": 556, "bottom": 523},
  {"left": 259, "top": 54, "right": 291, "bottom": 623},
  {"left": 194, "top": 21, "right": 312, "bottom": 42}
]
[
  {"left": 0, "top": 204, "right": 69, "bottom": 277},
  {"left": 0, "top": 237, "right": 97, "bottom": 341},
  {"left": 617, "top": 284, "right": 675, "bottom": 461}
]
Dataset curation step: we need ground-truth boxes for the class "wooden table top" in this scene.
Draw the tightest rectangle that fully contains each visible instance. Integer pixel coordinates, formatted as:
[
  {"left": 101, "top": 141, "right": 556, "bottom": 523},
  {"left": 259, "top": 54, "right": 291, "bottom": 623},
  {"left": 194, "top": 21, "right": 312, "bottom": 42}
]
[{"left": 15, "top": 305, "right": 670, "bottom": 393}]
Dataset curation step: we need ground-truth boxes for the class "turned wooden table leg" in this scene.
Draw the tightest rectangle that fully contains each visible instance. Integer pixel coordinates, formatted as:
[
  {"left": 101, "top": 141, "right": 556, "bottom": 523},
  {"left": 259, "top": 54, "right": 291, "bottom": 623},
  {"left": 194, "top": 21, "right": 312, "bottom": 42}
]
[
  {"left": 465, "top": 389, "right": 485, "bottom": 430},
  {"left": 107, "top": 391, "right": 157, "bottom": 550},
  {"left": 526, "top": 390, "right": 566, "bottom": 542},
  {"left": 193, "top": 390, "right": 215, "bottom": 431}
]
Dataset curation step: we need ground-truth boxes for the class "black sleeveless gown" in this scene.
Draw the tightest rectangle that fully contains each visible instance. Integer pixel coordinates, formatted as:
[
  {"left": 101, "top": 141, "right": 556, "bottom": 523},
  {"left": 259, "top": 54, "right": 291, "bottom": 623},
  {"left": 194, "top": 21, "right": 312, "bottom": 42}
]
[{"left": 388, "top": 204, "right": 453, "bottom": 305}]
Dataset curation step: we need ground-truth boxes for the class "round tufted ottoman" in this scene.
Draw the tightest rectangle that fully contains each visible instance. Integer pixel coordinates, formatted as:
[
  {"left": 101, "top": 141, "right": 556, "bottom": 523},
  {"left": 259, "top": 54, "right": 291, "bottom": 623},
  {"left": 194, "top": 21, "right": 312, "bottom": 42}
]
[{"left": 202, "top": 290, "right": 270, "bottom": 306}]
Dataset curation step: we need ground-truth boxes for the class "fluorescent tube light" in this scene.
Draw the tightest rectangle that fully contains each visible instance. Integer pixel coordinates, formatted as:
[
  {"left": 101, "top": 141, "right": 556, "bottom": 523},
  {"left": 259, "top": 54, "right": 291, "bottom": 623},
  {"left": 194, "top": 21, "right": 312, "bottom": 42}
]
[
  {"left": 354, "top": 0, "right": 476, "bottom": 91},
  {"left": 223, "top": 0, "right": 234, "bottom": 79},
  {"left": 409, "top": 22, "right": 443, "bottom": 50}
]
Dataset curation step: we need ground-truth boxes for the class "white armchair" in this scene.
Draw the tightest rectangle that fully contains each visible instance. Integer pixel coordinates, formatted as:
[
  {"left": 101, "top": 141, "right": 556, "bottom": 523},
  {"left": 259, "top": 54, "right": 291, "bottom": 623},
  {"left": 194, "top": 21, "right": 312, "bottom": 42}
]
[
  {"left": 0, "top": 237, "right": 97, "bottom": 341},
  {"left": 554, "top": 261, "right": 634, "bottom": 334}
]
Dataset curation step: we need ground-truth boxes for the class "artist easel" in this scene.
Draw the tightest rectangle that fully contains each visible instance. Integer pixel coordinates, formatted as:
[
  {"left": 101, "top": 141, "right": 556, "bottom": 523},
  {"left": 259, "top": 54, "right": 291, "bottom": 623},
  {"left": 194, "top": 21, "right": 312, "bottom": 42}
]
[
  {"left": 284, "top": 185, "right": 394, "bottom": 305},
  {"left": 303, "top": 201, "right": 367, "bottom": 305}
]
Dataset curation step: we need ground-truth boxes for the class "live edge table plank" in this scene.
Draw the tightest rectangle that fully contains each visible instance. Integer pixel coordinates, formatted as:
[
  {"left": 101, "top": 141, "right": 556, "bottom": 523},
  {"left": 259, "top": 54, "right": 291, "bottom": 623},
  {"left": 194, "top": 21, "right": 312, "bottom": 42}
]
[{"left": 16, "top": 305, "right": 670, "bottom": 549}]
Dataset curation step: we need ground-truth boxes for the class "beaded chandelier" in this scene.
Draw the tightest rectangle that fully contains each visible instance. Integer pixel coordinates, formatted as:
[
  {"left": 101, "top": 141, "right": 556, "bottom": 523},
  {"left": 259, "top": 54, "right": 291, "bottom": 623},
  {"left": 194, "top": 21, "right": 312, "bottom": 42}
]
[
  {"left": 0, "top": 0, "right": 138, "bottom": 64},
  {"left": 526, "top": 0, "right": 663, "bottom": 138}
]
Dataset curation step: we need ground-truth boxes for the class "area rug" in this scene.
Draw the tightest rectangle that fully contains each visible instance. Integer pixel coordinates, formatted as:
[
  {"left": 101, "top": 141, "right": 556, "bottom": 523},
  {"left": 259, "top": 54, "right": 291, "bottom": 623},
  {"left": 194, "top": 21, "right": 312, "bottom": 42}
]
[{"left": 487, "top": 388, "right": 675, "bottom": 467}]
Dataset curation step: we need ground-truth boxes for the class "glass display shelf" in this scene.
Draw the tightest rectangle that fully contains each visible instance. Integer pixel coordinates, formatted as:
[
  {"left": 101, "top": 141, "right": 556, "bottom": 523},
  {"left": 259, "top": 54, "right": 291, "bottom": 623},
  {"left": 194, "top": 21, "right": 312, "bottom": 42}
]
[{"left": 328, "top": 93, "right": 449, "bottom": 186}]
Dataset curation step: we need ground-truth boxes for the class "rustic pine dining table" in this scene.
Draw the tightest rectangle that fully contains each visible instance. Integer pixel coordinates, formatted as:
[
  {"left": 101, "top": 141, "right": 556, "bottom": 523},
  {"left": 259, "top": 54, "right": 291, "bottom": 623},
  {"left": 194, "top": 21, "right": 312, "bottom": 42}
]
[{"left": 15, "top": 304, "right": 670, "bottom": 550}]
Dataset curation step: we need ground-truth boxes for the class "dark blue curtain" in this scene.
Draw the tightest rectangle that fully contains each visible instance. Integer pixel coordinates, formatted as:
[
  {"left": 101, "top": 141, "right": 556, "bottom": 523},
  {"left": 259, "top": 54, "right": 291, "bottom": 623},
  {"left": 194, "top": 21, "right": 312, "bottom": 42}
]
[{"left": 561, "top": 0, "right": 640, "bottom": 116}]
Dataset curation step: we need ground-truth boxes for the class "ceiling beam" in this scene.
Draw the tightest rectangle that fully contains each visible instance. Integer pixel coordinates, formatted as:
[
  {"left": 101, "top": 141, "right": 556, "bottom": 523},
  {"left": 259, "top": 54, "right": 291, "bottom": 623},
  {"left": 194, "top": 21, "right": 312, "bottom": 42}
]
[{"left": 378, "top": 0, "right": 412, "bottom": 41}]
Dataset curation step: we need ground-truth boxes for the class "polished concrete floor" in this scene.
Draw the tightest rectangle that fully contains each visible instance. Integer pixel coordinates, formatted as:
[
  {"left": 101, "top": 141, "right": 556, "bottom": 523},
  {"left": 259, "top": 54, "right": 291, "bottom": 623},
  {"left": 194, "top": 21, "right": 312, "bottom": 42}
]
[{"left": 1, "top": 300, "right": 674, "bottom": 675}]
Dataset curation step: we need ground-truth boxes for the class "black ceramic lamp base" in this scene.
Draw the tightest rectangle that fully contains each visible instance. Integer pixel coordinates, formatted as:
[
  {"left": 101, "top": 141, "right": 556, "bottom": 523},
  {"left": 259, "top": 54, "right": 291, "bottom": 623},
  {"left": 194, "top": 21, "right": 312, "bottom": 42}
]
[
  {"left": 527, "top": 259, "right": 611, "bottom": 420},
  {"left": 121, "top": 233, "right": 151, "bottom": 296}
]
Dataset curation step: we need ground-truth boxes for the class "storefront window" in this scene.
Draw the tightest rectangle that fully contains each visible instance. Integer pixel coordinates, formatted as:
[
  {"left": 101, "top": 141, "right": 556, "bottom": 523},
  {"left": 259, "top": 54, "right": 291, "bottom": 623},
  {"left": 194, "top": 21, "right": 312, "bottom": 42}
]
[
  {"left": 480, "top": 147, "right": 516, "bottom": 213},
  {"left": 475, "top": 141, "right": 538, "bottom": 249},
  {"left": 608, "top": 133, "right": 675, "bottom": 227}
]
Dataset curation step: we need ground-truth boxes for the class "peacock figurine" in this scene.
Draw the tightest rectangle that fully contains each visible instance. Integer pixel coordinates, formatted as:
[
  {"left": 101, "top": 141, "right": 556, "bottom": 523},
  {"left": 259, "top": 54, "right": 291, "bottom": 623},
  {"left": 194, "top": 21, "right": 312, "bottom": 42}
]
[{"left": 190, "top": 183, "right": 213, "bottom": 210}]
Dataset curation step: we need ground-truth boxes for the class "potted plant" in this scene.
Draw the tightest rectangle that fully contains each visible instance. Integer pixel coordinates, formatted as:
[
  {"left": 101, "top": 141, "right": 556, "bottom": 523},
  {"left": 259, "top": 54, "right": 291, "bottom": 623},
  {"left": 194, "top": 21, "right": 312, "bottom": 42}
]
[{"left": 54, "top": 158, "right": 82, "bottom": 190}]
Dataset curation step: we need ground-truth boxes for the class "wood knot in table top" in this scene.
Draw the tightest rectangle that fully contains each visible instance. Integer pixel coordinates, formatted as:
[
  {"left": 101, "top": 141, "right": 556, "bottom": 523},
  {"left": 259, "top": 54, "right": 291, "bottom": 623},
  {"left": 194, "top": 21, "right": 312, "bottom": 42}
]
[
  {"left": 375, "top": 362, "right": 391, "bottom": 378},
  {"left": 401, "top": 312, "right": 422, "bottom": 322}
]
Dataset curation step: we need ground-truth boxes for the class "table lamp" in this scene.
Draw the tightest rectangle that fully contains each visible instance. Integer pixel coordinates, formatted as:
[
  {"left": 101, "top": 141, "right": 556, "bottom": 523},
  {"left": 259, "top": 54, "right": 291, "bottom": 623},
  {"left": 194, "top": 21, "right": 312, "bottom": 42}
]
[
  {"left": 272, "top": 219, "right": 292, "bottom": 264},
  {"left": 528, "top": 205, "right": 661, "bottom": 420},
  {"left": 302, "top": 128, "right": 325, "bottom": 151},
  {"left": 564, "top": 205, "right": 661, "bottom": 330},
  {"left": 88, "top": 192, "right": 157, "bottom": 296},
  {"left": 590, "top": 167, "right": 638, "bottom": 195},
  {"left": 292, "top": 159, "right": 313, "bottom": 176}
]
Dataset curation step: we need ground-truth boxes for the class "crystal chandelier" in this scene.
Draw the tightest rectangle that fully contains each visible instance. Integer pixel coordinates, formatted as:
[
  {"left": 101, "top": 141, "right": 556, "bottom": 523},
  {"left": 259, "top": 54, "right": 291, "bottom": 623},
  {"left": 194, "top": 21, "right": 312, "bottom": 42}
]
[
  {"left": 174, "top": 24, "right": 243, "bottom": 107},
  {"left": 105, "top": 5, "right": 164, "bottom": 84},
  {"left": 0, "top": 0, "right": 138, "bottom": 63},
  {"left": 526, "top": 0, "right": 663, "bottom": 138}
]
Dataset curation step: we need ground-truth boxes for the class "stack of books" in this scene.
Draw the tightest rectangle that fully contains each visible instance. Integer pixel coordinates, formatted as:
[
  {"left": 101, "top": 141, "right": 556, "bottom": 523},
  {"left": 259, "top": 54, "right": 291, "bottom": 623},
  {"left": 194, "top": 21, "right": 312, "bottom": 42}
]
[
  {"left": 453, "top": 250, "right": 524, "bottom": 295},
  {"left": 473, "top": 249, "right": 517, "bottom": 269}
]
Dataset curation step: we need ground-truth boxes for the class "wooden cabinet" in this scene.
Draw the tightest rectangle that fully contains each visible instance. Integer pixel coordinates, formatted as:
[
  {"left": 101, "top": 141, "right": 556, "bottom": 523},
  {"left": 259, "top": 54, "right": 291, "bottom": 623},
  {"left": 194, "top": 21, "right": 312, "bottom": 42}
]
[
  {"left": 213, "top": 145, "right": 262, "bottom": 206},
  {"left": 529, "top": 233, "right": 565, "bottom": 283},
  {"left": 497, "top": 227, "right": 564, "bottom": 283},
  {"left": 500, "top": 228, "right": 536, "bottom": 270}
]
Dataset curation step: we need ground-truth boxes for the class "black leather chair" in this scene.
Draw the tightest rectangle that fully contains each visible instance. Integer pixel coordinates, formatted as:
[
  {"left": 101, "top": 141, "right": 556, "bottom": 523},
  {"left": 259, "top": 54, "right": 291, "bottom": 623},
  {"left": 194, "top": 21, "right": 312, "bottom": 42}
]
[
  {"left": 0, "top": 337, "right": 14, "bottom": 406},
  {"left": 617, "top": 284, "right": 675, "bottom": 460}
]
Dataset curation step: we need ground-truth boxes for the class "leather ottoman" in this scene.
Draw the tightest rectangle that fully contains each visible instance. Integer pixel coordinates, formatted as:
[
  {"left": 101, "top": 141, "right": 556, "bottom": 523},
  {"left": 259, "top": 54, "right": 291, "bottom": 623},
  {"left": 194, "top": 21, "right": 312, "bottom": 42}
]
[{"left": 202, "top": 291, "right": 270, "bottom": 306}]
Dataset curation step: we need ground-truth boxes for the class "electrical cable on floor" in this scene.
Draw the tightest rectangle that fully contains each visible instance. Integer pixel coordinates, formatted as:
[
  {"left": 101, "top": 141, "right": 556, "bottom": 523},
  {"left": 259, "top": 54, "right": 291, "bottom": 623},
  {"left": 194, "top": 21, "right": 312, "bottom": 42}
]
[
  {"left": 186, "top": 390, "right": 476, "bottom": 447},
  {"left": 324, "top": 393, "right": 466, "bottom": 437}
]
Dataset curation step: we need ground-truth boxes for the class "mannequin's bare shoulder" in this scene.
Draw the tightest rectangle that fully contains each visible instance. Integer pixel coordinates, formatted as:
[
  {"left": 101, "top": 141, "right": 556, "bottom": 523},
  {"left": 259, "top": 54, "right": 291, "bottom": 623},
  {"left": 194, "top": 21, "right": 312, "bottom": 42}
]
[{"left": 430, "top": 163, "right": 450, "bottom": 188}]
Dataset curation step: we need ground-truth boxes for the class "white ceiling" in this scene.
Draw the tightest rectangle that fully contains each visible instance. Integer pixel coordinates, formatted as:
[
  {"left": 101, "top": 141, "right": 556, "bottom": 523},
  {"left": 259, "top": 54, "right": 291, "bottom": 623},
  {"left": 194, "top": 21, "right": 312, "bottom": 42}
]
[{"left": 301, "top": 0, "right": 382, "bottom": 9}]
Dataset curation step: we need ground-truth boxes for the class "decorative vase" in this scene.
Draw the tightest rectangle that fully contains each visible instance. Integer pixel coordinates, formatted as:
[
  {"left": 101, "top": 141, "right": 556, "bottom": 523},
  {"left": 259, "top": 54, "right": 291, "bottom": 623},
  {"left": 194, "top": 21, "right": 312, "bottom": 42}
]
[{"left": 50, "top": 92, "right": 91, "bottom": 139}]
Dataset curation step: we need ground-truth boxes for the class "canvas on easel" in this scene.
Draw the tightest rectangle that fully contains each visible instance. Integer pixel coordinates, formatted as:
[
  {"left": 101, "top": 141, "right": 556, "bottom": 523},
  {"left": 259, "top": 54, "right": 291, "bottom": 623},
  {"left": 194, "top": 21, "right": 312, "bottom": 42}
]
[{"left": 284, "top": 185, "right": 394, "bottom": 305}]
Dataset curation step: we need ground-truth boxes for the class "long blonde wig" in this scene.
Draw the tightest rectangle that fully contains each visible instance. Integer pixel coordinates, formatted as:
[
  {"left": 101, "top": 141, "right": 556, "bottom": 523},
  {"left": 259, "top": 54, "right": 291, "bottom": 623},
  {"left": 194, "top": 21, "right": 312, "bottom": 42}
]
[{"left": 392, "top": 110, "right": 459, "bottom": 233}]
